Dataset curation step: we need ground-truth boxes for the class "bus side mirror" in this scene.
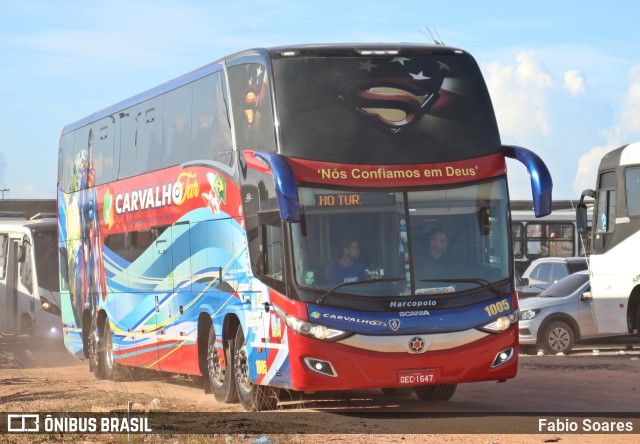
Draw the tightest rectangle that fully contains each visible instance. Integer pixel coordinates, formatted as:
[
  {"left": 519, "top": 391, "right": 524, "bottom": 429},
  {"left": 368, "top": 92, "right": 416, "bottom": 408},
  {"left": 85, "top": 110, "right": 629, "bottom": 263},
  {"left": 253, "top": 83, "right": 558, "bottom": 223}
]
[
  {"left": 576, "top": 204, "right": 589, "bottom": 234},
  {"left": 16, "top": 245, "right": 26, "bottom": 263}
]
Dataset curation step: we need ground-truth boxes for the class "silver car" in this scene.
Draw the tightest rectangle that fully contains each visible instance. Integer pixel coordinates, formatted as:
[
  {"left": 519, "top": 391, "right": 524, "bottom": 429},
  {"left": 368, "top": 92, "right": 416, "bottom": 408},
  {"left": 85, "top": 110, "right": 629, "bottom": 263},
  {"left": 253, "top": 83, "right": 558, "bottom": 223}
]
[{"left": 519, "top": 270, "right": 619, "bottom": 354}]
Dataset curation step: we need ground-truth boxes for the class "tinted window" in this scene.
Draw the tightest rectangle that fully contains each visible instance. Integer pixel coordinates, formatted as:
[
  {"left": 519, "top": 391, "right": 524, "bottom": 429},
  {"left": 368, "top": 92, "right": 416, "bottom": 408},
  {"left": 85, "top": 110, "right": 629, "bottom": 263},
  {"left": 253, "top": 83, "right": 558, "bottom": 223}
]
[
  {"left": 137, "top": 98, "right": 163, "bottom": 173},
  {"left": 58, "top": 131, "right": 75, "bottom": 192},
  {"left": 625, "top": 167, "right": 640, "bottom": 216},
  {"left": 540, "top": 272, "right": 589, "bottom": 298},
  {"left": 272, "top": 53, "right": 500, "bottom": 164},
  {"left": 163, "top": 85, "right": 192, "bottom": 167},
  {"left": 118, "top": 106, "right": 138, "bottom": 179},
  {"left": 191, "top": 72, "right": 233, "bottom": 166},
  {"left": 33, "top": 229, "right": 60, "bottom": 292},
  {"left": 227, "top": 63, "right": 276, "bottom": 152},
  {"left": 94, "top": 117, "right": 115, "bottom": 185}
]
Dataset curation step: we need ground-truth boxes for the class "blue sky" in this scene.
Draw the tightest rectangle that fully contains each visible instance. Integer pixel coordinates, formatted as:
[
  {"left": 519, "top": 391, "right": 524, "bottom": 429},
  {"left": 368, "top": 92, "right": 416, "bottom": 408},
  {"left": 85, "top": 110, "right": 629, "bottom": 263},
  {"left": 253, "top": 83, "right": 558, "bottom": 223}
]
[{"left": 1, "top": 0, "right": 639, "bottom": 201}]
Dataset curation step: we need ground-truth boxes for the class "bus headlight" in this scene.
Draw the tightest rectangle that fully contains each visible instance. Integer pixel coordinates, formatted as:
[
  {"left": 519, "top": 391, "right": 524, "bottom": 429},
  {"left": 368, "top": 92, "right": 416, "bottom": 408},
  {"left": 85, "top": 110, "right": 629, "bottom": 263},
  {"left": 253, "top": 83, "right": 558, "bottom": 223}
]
[
  {"left": 520, "top": 309, "right": 539, "bottom": 321},
  {"left": 274, "top": 306, "right": 349, "bottom": 341},
  {"left": 480, "top": 310, "right": 519, "bottom": 333}
]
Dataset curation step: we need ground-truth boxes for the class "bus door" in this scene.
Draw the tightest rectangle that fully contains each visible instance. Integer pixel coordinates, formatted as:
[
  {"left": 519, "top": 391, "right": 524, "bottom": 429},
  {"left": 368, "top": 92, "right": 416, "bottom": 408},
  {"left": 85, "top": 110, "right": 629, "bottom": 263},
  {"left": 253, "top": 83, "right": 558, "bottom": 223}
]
[{"left": 0, "top": 234, "right": 18, "bottom": 334}]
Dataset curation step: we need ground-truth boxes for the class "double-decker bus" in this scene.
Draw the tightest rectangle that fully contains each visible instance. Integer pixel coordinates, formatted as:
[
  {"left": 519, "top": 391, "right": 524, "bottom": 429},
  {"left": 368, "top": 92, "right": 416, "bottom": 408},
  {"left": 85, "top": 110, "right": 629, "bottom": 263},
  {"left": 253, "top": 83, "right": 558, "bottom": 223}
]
[
  {"left": 577, "top": 142, "right": 640, "bottom": 339},
  {"left": 57, "top": 43, "right": 552, "bottom": 410}
]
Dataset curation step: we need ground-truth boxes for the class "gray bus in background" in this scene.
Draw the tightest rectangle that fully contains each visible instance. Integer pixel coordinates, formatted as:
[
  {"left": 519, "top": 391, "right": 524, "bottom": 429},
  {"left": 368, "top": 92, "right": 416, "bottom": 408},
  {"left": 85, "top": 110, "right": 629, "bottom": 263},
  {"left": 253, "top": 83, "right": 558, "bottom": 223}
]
[{"left": 0, "top": 213, "right": 62, "bottom": 339}]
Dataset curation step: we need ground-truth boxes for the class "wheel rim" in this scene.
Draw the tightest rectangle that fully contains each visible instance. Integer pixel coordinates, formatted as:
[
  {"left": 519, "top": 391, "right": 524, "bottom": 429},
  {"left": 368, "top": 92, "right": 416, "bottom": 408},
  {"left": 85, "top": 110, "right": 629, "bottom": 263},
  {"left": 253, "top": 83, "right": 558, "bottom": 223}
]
[
  {"left": 548, "top": 327, "right": 570, "bottom": 352},
  {"left": 207, "top": 344, "right": 224, "bottom": 384},
  {"left": 234, "top": 343, "right": 252, "bottom": 395}
]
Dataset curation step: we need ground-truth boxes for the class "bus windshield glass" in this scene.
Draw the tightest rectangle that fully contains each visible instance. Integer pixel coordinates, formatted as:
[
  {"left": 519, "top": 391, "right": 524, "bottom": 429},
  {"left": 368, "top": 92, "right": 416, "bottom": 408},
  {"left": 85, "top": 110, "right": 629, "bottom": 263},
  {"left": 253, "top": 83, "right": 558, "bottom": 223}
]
[
  {"left": 291, "top": 179, "right": 510, "bottom": 300},
  {"left": 32, "top": 228, "right": 60, "bottom": 293},
  {"left": 272, "top": 53, "right": 501, "bottom": 165}
]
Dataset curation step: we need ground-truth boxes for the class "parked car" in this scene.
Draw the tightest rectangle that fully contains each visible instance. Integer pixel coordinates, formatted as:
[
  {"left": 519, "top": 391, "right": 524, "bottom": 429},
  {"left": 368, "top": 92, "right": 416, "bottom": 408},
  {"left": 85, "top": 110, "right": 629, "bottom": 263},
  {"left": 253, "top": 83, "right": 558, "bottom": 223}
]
[
  {"left": 521, "top": 256, "right": 588, "bottom": 287},
  {"left": 519, "top": 270, "right": 620, "bottom": 354}
]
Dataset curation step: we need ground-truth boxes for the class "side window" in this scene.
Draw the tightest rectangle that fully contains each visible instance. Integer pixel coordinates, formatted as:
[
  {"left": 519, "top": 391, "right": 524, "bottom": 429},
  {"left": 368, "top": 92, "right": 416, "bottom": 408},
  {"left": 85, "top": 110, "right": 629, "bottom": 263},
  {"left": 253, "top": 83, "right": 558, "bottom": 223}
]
[
  {"left": 163, "top": 85, "right": 192, "bottom": 167},
  {"left": 511, "top": 223, "right": 523, "bottom": 259},
  {"left": 137, "top": 97, "right": 163, "bottom": 174},
  {"left": 625, "top": 167, "right": 640, "bottom": 216},
  {"left": 227, "top": 63, "right": 276, "bottom": 152},
  {"left": 0, "top": 234, "right": 7, "bottom": 279},
  {"left": 536, "top": 263, "right": 553, "bottom": 282},
  {"left": 596, "top": 171, "right": 617, "bottom": 233},
  {"left": 94, "top": 117, "right": 115, "bottom": 185},
  {"left": 58, "top": 131, "right": 75, "bottom": 192},
  {"left": 552, "top": 264, "right": 569, "bottom": 282},
  {"left": 192, "top": 72, "right": 233, "bottom": 166},
  {"left": 19, "top": 238, "right": 33, "bottom": 294},
  {"left": 105, "top": 227, "right": 168, "bottom": 264},
  {"left": 260, "top": 212, "right": 284, "bottom": 281},
  {"left": 118, "top": 106, "right": 138, "bottom": 179}
]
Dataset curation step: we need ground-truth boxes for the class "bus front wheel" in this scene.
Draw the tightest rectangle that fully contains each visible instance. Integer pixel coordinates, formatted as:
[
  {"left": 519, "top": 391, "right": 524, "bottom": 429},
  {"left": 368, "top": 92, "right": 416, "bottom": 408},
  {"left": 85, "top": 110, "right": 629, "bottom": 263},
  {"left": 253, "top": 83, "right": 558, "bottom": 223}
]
[
  {"left": 207, "top": 325, "right": 237, "bottom": 403},
  {"left": 233, "top": 328, "right": 279, "bottom": 411},
  {"left": 414, "top": 384, "right": 457, "bottom": 401}
]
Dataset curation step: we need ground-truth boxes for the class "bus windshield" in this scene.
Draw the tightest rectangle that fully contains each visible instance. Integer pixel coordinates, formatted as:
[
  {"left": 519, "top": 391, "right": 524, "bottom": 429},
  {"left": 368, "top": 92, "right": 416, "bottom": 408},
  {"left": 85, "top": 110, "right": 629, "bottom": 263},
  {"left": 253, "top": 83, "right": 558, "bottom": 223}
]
[
  {"left": 291, "top": 179, "right": 510, "bottom": 300},
  {"left": 32, "top": 228, "right": 60, "bottom": 293},
  {"left": 272, "top": 53, "right": 501, "bottom": 165}
]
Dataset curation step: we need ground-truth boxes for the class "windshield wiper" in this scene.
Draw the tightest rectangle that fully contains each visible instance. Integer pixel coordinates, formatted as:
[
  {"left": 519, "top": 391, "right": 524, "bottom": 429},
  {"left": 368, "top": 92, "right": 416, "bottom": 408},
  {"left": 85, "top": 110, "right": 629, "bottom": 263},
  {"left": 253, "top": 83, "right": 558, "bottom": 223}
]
[
  {"left": 316, "top": 277, "right": 404, "bottom": 305},
  {"left": 420, "top": 278, "right": 503, "bottom": 296}
]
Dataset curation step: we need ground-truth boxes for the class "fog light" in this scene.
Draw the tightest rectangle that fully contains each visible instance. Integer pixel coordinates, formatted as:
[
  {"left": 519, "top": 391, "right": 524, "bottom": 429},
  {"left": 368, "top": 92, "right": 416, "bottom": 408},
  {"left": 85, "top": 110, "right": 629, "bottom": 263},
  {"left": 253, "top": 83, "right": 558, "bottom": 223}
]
[
  {"left": 304, "top": 357, "right": 337, "bottom": 377},
  {"left": 491, "top": 347, "right": 515, "bottom": 368}
]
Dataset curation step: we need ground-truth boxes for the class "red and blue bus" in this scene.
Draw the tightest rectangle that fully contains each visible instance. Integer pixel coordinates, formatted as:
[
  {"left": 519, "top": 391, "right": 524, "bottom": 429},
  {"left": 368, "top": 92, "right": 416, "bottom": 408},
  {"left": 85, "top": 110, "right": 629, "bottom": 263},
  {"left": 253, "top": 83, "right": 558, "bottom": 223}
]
[{"left": 57, "top": 43, "right": 552, "bottom": 410}]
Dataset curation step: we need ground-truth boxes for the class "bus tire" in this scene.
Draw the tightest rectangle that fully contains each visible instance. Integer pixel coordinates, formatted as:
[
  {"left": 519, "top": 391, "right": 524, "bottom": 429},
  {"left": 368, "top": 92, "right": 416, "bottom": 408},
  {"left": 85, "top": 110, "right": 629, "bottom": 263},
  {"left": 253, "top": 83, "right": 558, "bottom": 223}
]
[
  {"left": 88, "top": 318, "right": 103, "bottom": 379},
  {"left": 100, "top": 319, "right": 119, "bottom": 380},
  {"left": 414, "top": 384, "right": 457, "bottom": 401},
  {"left": 636, "top": 305, "right": 640, "bottom": 342},
  {"left": 233, "top": 327, "right": 279, "bottom": 411},
  {"left": 540, "top": 320, "right": 575, "bottom": 355},
  {"left": 207, "top": 324, "right": 237, "bottom": 403}
]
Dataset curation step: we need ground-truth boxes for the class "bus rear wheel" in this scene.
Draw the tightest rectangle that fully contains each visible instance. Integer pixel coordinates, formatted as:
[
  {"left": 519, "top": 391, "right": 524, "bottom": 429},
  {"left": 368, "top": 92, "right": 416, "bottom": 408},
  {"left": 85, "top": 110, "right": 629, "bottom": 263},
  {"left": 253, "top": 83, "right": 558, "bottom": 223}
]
[
  {"left": 233, "top": 328, "right": 279, "bottom": 411},
  {"left": 636, "top": 305, "right": 640, "bottom": 342},
  {"left": 100, "top": 319, "right": 119, "bottom": 380},
  {"left": 207, "top": 325, "right": 237, "bottom": 403},
  {"left": 414, "top": 384, "right": 457, "bottom": 401},
  {"left": 88, "top": 318, "right": 104, "bottom": 379}
]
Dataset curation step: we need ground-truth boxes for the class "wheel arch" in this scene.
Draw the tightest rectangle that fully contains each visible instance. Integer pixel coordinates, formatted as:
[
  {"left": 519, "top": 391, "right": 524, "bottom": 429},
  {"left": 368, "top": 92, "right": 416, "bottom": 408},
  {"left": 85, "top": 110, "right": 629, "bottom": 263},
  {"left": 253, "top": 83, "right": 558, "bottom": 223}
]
[
  {"left": 536, "top": 313, "right": 580, "bottom": 342},
  {"left": 627, "top": 285, "right": 640, "bottom": 334}
]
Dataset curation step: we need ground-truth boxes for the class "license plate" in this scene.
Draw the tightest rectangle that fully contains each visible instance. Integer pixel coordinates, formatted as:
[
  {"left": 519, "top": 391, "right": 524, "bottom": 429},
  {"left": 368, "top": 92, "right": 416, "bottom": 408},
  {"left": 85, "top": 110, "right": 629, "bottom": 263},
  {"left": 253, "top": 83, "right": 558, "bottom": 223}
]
[{"left": 398, "top": 368, "right": 437, "bottom": 385}]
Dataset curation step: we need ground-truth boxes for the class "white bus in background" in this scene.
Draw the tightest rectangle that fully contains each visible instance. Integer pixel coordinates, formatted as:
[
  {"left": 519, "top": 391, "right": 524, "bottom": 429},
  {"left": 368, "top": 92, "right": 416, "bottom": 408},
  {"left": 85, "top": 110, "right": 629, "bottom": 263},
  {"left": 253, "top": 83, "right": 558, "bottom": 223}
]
[
  {"left": 577, "top": 142, "right": 640, "bottom": 339},
  {"left": 0, "top": 213, "right": 62, "bottom": 339},
  {"left": 511, "top": 202, "right": 590, "bottom": 274}
]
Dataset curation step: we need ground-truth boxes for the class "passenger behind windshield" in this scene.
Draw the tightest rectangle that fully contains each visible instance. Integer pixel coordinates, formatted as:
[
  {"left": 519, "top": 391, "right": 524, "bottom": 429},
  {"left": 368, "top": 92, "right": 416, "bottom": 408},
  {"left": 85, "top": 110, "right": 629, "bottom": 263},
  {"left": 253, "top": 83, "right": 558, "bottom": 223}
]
[
  {"left": 416, "top": 228, "right": 452, "bottom": 279},
  {"left": 324, "top": 237, "right": 367, "bottom": 285}
]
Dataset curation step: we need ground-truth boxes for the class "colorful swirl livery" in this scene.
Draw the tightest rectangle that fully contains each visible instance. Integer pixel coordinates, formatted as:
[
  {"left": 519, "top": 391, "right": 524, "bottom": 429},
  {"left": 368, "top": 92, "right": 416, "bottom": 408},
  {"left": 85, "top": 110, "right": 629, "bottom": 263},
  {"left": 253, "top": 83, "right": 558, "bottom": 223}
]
[{"left": 57, "top": 44, "right": 552, "bottom": 410}]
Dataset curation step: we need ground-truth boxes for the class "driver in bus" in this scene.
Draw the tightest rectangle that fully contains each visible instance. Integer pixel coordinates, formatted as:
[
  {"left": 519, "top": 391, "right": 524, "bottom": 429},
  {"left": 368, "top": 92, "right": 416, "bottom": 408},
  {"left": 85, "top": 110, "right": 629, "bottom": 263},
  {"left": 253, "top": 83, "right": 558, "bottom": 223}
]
[
  {"left": 417, "top": 228, "right": 451, "bottom": 278},
  {"left": 324, "top": 237, "right": 367, "bottom": 285}
]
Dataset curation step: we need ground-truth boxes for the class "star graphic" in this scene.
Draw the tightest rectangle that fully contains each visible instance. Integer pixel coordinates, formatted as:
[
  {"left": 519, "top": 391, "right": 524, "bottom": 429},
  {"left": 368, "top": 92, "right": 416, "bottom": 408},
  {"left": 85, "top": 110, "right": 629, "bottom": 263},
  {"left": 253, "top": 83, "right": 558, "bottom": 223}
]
[
  {"left": 437, "top": 61, "right": 451, "bottom": 72},
  {"left": 391, "top": 57, "right": 411, "bottom": 65},
  {"left": 358, "top": 59, "right": 378, "bottom": 72},
  {"left": 410, "top": 71, "right": 430, "bottom": 80}
]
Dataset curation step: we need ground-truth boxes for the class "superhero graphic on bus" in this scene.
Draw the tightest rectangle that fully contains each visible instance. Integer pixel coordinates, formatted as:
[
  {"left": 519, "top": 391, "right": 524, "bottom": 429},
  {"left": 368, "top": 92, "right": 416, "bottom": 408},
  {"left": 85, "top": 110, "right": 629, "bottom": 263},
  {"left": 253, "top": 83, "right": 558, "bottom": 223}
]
[{"left": 66, "top": 129, "right": 107, "bottom": 327}]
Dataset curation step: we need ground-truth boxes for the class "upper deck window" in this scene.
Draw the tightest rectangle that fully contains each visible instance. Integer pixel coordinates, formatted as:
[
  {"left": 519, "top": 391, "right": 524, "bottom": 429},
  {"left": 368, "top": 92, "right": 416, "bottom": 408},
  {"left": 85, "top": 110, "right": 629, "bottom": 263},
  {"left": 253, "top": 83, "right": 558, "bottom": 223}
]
[{"left": 272, "top": 53, "right": 501, "bottom": 164}]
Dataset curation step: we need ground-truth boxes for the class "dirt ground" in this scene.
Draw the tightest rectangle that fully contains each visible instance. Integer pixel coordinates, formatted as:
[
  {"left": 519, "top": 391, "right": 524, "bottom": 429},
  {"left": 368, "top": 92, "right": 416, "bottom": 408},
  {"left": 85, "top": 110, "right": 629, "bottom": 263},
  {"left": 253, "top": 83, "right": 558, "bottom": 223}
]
[{"left": 1, "top": 336, "right": 639, "bottom": 443}]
